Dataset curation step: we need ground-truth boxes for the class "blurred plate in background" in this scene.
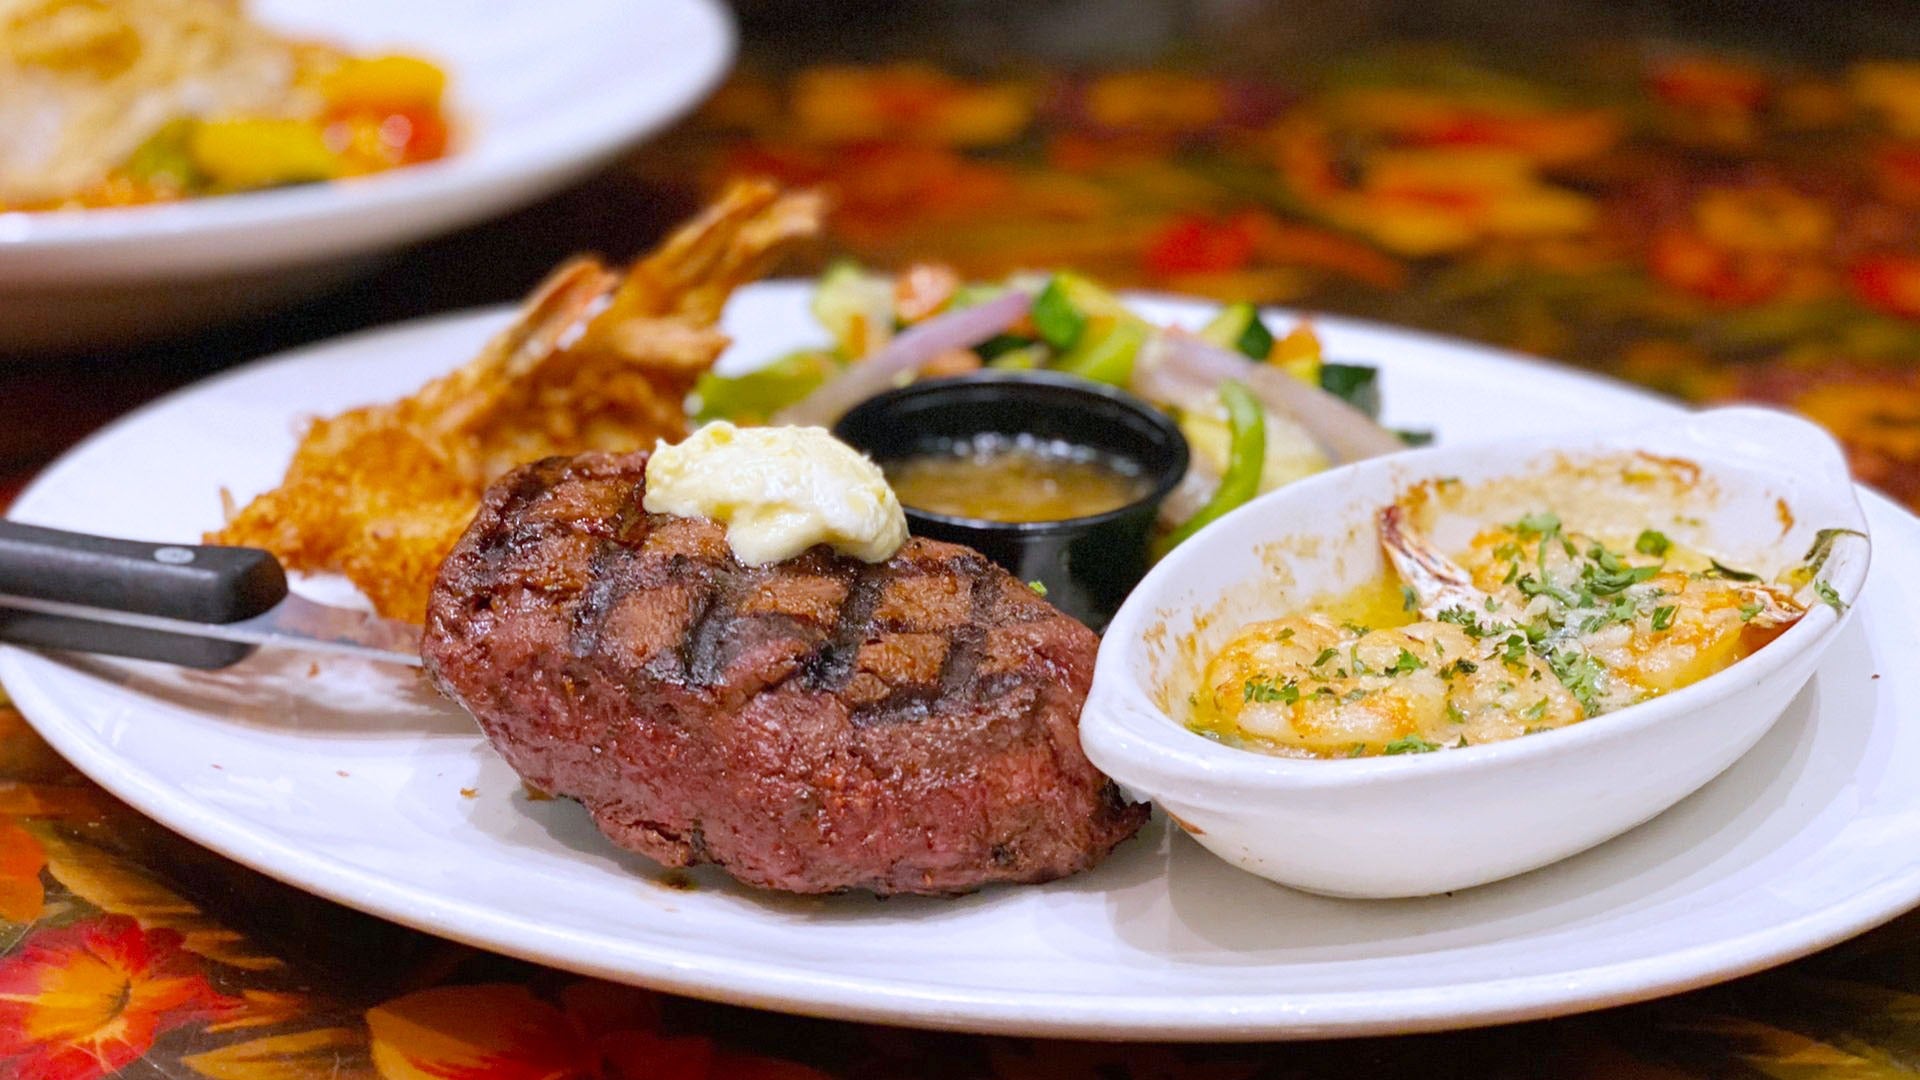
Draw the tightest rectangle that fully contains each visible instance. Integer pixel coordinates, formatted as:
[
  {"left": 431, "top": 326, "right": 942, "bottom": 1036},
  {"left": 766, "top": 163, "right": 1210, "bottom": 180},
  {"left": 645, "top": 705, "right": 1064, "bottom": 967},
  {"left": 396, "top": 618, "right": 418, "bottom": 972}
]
[{"left": 0, "top": 0, "right": 733, "bottom": 354}]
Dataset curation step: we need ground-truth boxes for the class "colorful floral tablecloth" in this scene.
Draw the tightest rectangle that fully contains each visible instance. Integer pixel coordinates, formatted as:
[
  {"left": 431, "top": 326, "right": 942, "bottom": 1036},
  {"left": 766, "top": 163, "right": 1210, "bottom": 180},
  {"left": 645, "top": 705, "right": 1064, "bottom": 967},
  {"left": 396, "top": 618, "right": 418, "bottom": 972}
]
[
  {"left": 9, "top": 36, "right": 1920, "bottom": 1080},
  {"left": 7, "top": 685, "right": 1920, "bottom": 1080}
]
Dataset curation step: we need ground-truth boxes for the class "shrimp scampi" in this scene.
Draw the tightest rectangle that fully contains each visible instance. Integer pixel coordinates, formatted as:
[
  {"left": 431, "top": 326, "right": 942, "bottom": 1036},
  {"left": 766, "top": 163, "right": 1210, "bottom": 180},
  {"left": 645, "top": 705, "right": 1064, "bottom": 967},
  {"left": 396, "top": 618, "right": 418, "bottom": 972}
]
[{"left": 1192, "top": 502, "right": 1823, "bottom": 758}]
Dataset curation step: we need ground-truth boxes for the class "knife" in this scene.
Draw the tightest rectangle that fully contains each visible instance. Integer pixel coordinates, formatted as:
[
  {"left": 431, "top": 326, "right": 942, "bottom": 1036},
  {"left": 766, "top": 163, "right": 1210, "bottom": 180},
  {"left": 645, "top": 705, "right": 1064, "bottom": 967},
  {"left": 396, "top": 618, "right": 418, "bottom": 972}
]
[{"left": 0, "top": 520, "right": 420, "bottom": 669}]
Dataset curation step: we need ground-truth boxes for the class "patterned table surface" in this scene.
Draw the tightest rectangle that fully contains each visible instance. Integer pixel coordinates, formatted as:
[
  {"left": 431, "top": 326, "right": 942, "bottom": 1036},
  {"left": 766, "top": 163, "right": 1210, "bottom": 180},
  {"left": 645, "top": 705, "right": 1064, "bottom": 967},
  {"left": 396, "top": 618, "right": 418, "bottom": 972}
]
[{"left": 8, "top": 8, "right": 1920, "bottom": 1077}]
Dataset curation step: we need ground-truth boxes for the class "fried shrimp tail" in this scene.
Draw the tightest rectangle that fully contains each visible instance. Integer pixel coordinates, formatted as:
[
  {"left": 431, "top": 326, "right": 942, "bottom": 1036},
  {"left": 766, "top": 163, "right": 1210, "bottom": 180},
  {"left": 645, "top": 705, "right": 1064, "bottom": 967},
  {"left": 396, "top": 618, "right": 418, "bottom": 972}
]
[{"left": 212, "top": 180, "right": 825, "bottom": 623}]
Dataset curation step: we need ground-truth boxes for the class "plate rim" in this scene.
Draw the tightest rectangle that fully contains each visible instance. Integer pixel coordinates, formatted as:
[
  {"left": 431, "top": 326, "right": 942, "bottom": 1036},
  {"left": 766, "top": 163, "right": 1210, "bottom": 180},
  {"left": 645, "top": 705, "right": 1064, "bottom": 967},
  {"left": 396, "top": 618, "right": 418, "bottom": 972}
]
[
  {"left": 0, "top": 0, "right": 734, "bottom": 262},
  {"left": 6, "top": 292, "right": 1920, "bottom": 1041}
]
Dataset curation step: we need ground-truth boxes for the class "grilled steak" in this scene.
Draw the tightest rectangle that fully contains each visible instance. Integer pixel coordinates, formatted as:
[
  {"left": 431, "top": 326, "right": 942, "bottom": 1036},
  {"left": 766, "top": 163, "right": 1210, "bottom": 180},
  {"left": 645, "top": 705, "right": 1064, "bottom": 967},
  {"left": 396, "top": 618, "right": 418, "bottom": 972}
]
[{"left": 422, "top": 450, "right": 1149, "bottom": 896}]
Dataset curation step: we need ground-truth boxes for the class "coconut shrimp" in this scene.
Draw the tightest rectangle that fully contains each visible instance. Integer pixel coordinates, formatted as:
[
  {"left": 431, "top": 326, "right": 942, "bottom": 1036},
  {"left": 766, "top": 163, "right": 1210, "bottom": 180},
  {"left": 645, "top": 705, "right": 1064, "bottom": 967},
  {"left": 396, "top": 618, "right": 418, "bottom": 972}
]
[{"left": 1192, "top": 503, "right": 1812, "bottom": 758}]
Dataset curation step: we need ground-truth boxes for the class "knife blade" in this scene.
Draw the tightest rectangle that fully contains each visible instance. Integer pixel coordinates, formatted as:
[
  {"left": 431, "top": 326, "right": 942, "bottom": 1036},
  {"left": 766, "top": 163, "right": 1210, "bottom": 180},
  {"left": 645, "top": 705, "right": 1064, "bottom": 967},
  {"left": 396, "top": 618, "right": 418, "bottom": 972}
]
[
  {"left": 0, "top": 519, "right": 420, "bottom": 669},
  {"left": 0, "top": 591, "right": 420, "bottom": 666}
]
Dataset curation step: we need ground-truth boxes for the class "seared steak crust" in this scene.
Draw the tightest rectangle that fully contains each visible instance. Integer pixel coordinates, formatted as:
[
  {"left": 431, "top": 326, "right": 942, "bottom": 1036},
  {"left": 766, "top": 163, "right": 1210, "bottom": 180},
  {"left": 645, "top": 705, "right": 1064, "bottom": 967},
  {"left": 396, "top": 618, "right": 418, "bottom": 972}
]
[{"left": 422, "top": 451, "right": 1148, "bottom": 895}]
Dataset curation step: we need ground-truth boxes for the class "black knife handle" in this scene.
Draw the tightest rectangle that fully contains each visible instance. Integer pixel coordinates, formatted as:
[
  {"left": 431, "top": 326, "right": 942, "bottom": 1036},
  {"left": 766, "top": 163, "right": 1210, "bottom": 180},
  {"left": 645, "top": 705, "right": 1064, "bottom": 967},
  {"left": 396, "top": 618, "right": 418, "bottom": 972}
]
[
  {"left": 0, "top": 521, "right": 287, "bottom": 623},
  {"left": 0, "top": 609, "right": 256, "bottom": 669}
]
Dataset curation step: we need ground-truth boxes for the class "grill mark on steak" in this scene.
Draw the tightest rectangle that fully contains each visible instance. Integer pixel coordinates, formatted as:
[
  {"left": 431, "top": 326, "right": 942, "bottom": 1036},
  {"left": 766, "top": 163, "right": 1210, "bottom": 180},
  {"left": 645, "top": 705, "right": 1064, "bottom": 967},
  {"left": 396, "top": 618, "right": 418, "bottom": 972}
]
[
  {"left": 679, "top": 576, "right": 737, "bottom": 687},
  {"left": 474, "top": 464, "right": 566, "bottom": 587},
  {"left": 846, "top": 550, "right": 997, "bottom": 728},
  {"left": 800, "top": 567, "right": 889, "bottom": 692},
  {"left": 935, "top": 551, "right": 998, "bottom": 704},
  {"left": 423, "top": 450, "right": 1150, "bottom": 896},
  {"left": 567, "top": 474, "right": 650, "bottom": 659}
]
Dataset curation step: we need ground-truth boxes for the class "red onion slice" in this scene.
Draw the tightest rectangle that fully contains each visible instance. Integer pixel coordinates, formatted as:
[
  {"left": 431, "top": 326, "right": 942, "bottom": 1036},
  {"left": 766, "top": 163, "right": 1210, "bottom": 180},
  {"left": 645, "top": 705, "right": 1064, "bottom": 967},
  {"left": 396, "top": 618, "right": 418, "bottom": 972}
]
[
  {"left": 1157, "top": 452, "right": 1222, "bottom": 528},
  {"left": 1129, "top": 334, "right": 1214, "bottom": 410},
  {"left": 773, "top": 289, "right": 1033, "bottom": 427},
  {"left": 1152, "top": 332, "right": 1405, "bottom": 462}
]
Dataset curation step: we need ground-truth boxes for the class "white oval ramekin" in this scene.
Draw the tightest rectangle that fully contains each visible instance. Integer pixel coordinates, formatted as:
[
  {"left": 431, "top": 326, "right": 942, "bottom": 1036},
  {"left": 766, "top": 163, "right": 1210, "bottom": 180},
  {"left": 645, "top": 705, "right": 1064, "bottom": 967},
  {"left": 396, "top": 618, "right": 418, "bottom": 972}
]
[{"left": 1082, "top": 407, "right": 1872, "bottom": 898}]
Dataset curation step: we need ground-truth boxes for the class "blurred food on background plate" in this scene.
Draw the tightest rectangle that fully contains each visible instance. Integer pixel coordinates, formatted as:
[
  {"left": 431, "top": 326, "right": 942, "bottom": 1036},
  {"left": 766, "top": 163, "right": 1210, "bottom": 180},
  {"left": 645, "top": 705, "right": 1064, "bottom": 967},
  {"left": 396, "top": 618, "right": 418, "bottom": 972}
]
[{"left": 0, "top": 0, "right": 451, "bottom": 210}]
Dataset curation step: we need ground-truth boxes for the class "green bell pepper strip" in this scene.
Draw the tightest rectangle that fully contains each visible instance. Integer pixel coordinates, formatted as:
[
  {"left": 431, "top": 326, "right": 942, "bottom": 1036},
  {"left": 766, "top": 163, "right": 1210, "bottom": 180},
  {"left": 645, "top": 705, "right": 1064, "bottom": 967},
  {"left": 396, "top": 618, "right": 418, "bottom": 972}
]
[{"left": 1154, "top": 380, "right": 1266, "bottom": 558}]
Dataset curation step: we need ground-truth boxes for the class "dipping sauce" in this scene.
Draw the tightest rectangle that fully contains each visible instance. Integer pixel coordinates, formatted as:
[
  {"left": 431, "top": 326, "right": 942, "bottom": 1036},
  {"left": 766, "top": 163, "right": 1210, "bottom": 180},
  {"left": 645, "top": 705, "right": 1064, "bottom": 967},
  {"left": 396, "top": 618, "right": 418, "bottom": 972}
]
[{"left": 883, "top": 433, "right": 1153, "bottom": 523}]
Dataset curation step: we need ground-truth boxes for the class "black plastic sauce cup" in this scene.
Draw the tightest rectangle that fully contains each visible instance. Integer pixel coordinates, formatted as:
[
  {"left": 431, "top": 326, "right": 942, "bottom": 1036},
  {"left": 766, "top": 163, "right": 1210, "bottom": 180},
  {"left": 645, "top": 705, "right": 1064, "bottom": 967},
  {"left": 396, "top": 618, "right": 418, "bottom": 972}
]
[{"left": 833, "top": 372, "right": 1189, "bottom": 631}]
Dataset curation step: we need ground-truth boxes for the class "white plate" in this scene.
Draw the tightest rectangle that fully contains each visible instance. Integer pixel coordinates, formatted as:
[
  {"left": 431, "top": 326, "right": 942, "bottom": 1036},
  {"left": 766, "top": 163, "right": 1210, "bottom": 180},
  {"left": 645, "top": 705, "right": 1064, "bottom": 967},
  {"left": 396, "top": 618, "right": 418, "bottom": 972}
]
[
  {"left": 6, "top": 283, "right": 1920, "bottom": 1041},
  {"left": 0, "top": 0, "right": 732, "bottom": 350}
]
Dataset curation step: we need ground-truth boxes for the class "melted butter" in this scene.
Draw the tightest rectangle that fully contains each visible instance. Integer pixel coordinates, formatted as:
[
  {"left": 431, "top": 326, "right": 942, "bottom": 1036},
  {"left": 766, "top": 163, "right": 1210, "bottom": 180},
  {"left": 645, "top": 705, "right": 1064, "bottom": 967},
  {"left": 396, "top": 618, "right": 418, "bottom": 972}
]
[
  {"left": 644, "top": 422, "right": 907, "bottom": 565},
  {"left": 1307, "top": 574, "right": 1417, "bottom": 633}
]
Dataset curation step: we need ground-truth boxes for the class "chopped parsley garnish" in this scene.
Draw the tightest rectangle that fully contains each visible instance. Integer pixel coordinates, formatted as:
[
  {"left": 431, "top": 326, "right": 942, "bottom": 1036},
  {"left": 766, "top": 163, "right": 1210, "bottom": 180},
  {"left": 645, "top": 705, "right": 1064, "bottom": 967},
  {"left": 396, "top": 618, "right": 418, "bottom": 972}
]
[
  {"left": 1738, "top": 601, "right": 1763, "bottom": 622},
  {"left": 1437, "top": 606, "right": 1499, "bottom": 637},
  {"left": 1814, "top": 580, "right": 1847, "bottom": 613},
  {"left": 1651, "top": 605, "right": 1677, "bottom": 631},
  {"left": 1346, "top": 742, "right": 1368, "bottom": 757},
  {"left": 1499, "top": 634, "right": 1530, "bottom": 666},
  {"left": 1582, "top": 545, "right": 1661, "bottom": 595},
  {"left": 1027, "top": 580, "right": 1047, "bottom": 596},
  {"left": 1516, "top": 573, "right": 1582, "bottom": 607},
  {"left": 1312, "top": 647, "right": 1338, "bottom": 667},
  {"left": 1402, "top": 585, "right": 1418, "bottom": 612},
  {"left": 1383, "top": 734, "right": 1441, "bottom": 755},
  {"left": 1243, "top": 677, "right": 1300, "bottom": 705},
  {"left": 1446, "top": 699, "right": 1467, "bottom": 723},
  {"left": 1349, "top": 647, "right": 1370, "bottom": 676},
  {"left": 1546, "top": 647, "right": 1606, "bottom": 715},
  {"left": 1522, "top": 699, "right": 1549, "bottom": 721},
  {"left": 1441, "top": 658, "right": 1478, "bottom": 680},
  {"left": 1388, "top": 648, "right": 1425, "bottom": 675},
  {"left": 1580, "top": 596, "right": 1641, "bottom": 634},
  {"left": 1342, "top": 687, "right": 1370, "bottom": 703},
  {"left": 1635, "top": 530, "right": 1672, "bottom": 557},
  {"left": 1274, "top": 627, "right": 1295, "bottom": 642},
  {"left": 1341, "top": 621, "right": 1372, "bottom": 636},
  {"left": 1514, "top": 511, "right": 1562, "bottom": 538}
]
